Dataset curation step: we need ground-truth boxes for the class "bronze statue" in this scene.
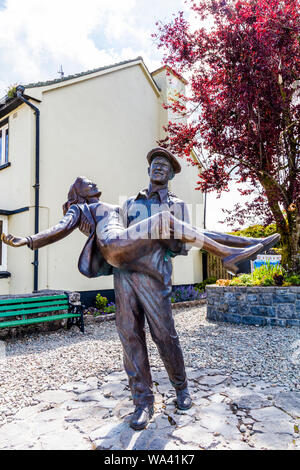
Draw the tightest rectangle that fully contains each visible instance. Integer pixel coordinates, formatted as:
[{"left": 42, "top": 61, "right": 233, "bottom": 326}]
[{"left": 2, "top": 147, "right": 280, "bottom": 430}]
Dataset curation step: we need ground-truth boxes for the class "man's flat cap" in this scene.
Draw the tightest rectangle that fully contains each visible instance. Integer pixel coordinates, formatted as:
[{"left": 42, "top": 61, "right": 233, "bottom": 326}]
[{"left": 147, "top": 147, "right": 181, "bottom": 174}]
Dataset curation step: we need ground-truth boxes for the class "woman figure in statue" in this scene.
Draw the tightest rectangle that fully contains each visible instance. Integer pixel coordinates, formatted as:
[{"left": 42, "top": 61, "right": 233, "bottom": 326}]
[{"left": 1, "top": 176, "right": 280, "bottom": 276}]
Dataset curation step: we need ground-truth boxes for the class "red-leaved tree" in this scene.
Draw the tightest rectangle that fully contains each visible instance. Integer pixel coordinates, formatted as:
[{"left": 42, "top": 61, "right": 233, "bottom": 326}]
[{"left": 154, "top": 0, "right": 300, "bottom": 270}]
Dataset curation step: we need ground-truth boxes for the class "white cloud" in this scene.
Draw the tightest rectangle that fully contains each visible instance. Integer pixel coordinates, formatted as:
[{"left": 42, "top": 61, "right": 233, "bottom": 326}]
[{"left": 0, "top": 0, "right": 167, "bottom": 96}]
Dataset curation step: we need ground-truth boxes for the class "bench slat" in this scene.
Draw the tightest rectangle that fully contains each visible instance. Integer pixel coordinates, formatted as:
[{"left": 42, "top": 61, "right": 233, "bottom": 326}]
[
  {"left": 0, "top": 295, "right": 68, "bottom": 306},
  {"left": 0, "top": 300, "right": 69, "bottom": 313},
  {"left": 0, "top": 313, "right": 81, "bottom": 328},
  {"left": 0, "top": 305, "right": 70, "bottom": 318}
]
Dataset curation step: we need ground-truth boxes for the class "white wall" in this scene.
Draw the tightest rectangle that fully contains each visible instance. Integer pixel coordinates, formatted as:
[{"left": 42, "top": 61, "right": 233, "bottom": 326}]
[
  {"left": 0, "top": 104, "right": 37, "bottom": 294},
  {"left": 0, "top": 63, "right": 203, "bottom": 295}
]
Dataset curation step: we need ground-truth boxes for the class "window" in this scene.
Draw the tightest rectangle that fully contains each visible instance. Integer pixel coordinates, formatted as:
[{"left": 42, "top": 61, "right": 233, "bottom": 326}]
[
  {"left": 0, "top": 119, "right": 9, "bottom": 166},
  {"left": 0, "top": 217, "right": 8, "bottom": 271}
]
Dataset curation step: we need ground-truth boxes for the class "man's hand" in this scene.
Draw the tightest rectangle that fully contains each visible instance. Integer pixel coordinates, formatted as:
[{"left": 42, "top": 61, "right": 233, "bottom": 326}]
[{"left": 1, "top": 233, "right": 27, "bottom": 247}]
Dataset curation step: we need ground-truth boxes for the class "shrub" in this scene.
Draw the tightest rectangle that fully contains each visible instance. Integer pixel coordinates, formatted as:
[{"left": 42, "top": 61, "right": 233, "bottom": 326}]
[
  {"left": 229, "top": 224, "right": 278, "bottom": 239},
  {"left": 94, "top": 294, "right": 116, "bottom": 315},
  {"left": 6, "top": 85, "right": 17, "bottom": 99},
  {"left": 95, "top": 294, "right": 108, "bottom": 311},
  {"left": 217, "top": 263, "right": 300, "bottom": 287},
  {"left": 284, "top": 274, "right": 300, "bottom": 286},
  {"left": 103, "top": 302, "right": 116, "bottom": 314},
  {"left": 171, "top": 285, "right": 205, "bottom": 303},
  {"left": 195, "top": 277, "right": 217, "bottom": 292}
]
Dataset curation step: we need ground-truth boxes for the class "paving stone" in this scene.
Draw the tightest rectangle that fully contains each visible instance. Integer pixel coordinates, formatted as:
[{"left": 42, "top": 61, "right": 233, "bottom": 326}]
[
  {"left": 39, "top": 429, "right": 92, "bottom": 450},
  {"left": 89, "top": 419, "right": 126, "bottom": 443},
  {"left": 85, "top": 376, "right": 99, "bottom": 389},
  {"left": 131, "top": 429, "right": 157, "bottom": 450},
  {"left": 250, "top": 406, "right": 293, "bottom": 423},
  {"left": 171, "top": 413, "right": 194, "bottom": 428},
  {"left": 0, "top": 421, "right": 33, "bottom": 448},
  {"left": 93, "top": 436, "right": 121, "bottom": 450},
  {"left": 232, "top": 393, "right": 273, "bottom": 410},
  {"left": 252, "top": 419, "right": 294, "bottom": 436},
  {"left": 197, "top": 403, "right": 241, "bottom": 441},
  {"left": 152, "top": 370, "right": 169, "bottom": 381},
  {"left": 274, "top": 392, "right": 300, "bottom": 419},
  {"left": 61, "top": 381, "right": 95, "bottom": 394},
  {"left": 170, "top": 424, "right": 218, "bottom": 449},
  {"left": 14, "top": 403, "right": 45, "bottom": 420},
  {"left": 175, "top": 405, "right": 198, "bottom": 417},
  {"left": 101, "top": 382, "right": 129, "bottom": 399},
  {"left": 186, "top": 369, "right": 207, "bottom": 381},
  {"left": 30, "top": 418, "right": 67, "bottom": 437},
  {"left": 30, "top": 407, "right": 67, "bottom": 423},
  {"left": 104, "top": 371, "right": 128, "bottom": 382},
  {"left": 155, "top": 380, "right": 174, "bottom": 395},
  {"left": 250, "top": 430, "right": 295, "bottom": 450},
  {"left": 73, "top": 417, "right": 109, "bottom": 435},
  {"left": 198, "top": 375, "right": 227, "bottom": 387},
  {"left": 147, "top": 436, "right": 175, "bottom": 450},
  {"left": 209, "top": 393, "right": 226, "bottom": 404},
  {"left": 61, "top": 399, "right": 95, "bottom": 410},
  {"left": 154, "top": 414, "right": 174, "bottom": 429},
  {"left": 243, "top": 418, "right": 254, "bottom": 425},
  {"left": 119, "top": 426, "right": 146, "bottom": 450},
  {"left": 192, "top": 397, "right": 211, "bottom": 407},
  {"left": 76, "top": 390, "right": 117, "bottom": 408},
  {"left": 65, "top": 405, "right": 109, "bottom": 423},
  {"left": 36, "top": 390, "right": 76, "bottom": 404}
]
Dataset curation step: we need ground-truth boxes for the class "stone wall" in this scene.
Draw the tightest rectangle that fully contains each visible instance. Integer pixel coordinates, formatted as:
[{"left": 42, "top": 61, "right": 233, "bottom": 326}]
[{"left": 206, "top": 285, "right": 300, "bottom": 327}]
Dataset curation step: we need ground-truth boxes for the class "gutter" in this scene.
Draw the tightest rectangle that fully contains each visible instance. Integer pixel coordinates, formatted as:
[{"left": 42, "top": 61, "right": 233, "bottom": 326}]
[
  {"left": 0, "top": 207, "right": 29, "bottom": 216},
  {"left": 16, "top": 85, "right": 40, "bottom": 292}
]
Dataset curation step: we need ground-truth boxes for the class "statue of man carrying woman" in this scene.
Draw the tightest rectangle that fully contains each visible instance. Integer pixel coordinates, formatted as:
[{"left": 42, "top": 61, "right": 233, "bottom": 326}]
[{"left": 2, "top": 147, "right": 280, "bottom": 430}]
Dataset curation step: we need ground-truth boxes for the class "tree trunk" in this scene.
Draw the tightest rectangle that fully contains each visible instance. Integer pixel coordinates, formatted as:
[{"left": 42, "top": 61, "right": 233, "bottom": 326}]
[{"left": 279, "top": 208, "right": 300, "bottom": 272}]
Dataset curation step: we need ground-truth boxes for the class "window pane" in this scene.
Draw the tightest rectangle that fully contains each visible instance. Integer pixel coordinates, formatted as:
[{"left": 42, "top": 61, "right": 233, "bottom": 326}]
[
  {"left": 0, "top": 221, "right": 2, "bottom": 266},
  {"left": 5, "top": 128, "right": 8, "bottom": 162}
]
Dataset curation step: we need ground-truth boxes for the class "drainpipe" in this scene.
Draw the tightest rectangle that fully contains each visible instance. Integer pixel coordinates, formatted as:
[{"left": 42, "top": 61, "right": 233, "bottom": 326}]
[{"left": 16, "top": 85, "right": 40, "bottom": 292}]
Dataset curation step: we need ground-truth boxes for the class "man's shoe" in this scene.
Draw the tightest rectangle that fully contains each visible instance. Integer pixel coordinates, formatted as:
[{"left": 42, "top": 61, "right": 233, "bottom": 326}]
[
  {"left": 129, "top": 405, "right": 154, "bottom": 431},
  {"left": 176, "top": 388, "right": 192, "bottom": 410}
]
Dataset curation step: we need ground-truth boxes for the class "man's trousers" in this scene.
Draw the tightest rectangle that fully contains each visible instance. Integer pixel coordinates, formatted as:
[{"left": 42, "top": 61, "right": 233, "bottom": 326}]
[{"left": 114, "top": 269, "right": 188, "bottom": 407}]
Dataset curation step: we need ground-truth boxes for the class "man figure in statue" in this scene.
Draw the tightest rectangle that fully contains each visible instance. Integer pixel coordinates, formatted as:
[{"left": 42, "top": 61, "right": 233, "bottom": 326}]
[{"left": 114, "top": 147, "right": 193, "bottom": 431}]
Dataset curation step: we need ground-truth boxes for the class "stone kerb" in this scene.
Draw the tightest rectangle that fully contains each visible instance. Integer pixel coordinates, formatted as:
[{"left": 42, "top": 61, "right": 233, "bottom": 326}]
[{"left": 206, "top": 285, "right": 300, "bottom": 327}]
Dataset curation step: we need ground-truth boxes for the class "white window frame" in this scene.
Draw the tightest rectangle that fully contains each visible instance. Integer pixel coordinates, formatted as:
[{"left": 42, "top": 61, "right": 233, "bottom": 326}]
[
  {"left": 0, "top": 217, "right": 8, "bottom": 271},
  {"left": 0, "top": 121, "right": 9, "bottom": 166}
]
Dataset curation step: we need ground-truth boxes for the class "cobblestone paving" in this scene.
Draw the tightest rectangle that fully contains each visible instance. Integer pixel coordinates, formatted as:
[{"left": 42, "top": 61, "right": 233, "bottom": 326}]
[
  {"left": 0, "top": 367, "right": 299, "bottom": 450},
  {"left": 0, "top": 305, "right": 299, "bottom": 450}
]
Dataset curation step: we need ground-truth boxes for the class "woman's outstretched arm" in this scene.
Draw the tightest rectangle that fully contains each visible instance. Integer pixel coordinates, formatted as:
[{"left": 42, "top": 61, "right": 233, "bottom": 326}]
[{"left": 1, "top": 205, "right": 81, "bottom": 250}]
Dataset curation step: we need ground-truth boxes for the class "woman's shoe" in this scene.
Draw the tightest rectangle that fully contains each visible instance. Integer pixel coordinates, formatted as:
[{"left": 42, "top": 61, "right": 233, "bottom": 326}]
[
  {"left": 223, "top": 243, "right": 264, "bottom": 275},
  {"left": 256, "top": 233, "right": 281, "bottom": 253}
]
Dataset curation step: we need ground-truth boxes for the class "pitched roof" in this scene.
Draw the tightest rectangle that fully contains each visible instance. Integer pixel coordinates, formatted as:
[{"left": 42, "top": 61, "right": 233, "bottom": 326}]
[
  {"left": 0, "top": 57, "right": 161, "bottom": 118},
  {"left": 24, "top": 56, "right": 159, "bottom": 90},
  {"left": 151, "top": 65, "right": 188, "bottom": 85}
]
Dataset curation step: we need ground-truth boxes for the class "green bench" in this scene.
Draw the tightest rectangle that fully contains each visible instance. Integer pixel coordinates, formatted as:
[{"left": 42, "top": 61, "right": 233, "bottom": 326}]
[{"left": 0, "top": 294, "right": 84, "bottom": 333}]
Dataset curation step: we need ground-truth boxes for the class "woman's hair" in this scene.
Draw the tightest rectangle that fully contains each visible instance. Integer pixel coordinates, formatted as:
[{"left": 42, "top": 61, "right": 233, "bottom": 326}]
[{"left": 62, "top": 176, "right": 100, "bottom": 215}]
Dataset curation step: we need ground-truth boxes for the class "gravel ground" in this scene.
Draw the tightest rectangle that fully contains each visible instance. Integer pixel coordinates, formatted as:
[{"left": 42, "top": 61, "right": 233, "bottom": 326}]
[{"left": 0, "top": 305, "right": 299, "bottom": 426}]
